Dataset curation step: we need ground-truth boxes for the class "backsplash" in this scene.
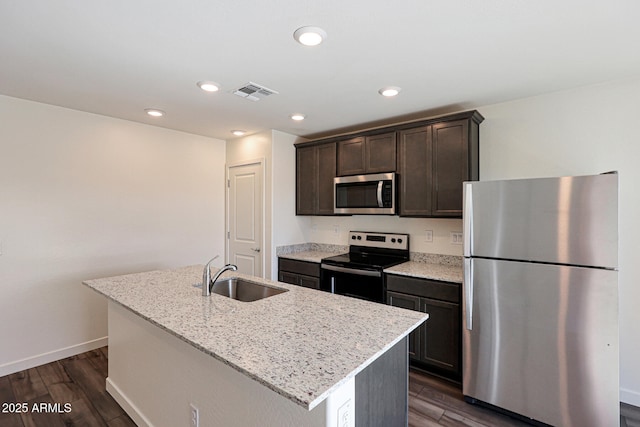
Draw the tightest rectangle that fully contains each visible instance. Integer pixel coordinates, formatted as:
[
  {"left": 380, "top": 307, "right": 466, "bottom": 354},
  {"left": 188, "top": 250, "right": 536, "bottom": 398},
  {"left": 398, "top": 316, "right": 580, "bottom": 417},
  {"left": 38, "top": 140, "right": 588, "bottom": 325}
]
[
  {"left": 411, "top": 252, "right": 462, "bottom": 267},
  {"left": 305, "top": 216, "right": 464, "bottom": 257}
]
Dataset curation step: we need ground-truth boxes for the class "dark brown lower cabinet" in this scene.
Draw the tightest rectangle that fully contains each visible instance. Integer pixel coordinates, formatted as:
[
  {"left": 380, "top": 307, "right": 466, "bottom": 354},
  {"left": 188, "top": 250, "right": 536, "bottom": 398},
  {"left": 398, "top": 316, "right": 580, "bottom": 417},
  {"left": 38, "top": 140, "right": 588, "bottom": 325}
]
[
  {"left": 277, "top": 258, "right": 320, "bottom": 290},
  {"left": 386, "top": 291, "right": 420, "bottom": 360},
  {"left": 386, "top": 274, "right": 461, "bottom": 382}
]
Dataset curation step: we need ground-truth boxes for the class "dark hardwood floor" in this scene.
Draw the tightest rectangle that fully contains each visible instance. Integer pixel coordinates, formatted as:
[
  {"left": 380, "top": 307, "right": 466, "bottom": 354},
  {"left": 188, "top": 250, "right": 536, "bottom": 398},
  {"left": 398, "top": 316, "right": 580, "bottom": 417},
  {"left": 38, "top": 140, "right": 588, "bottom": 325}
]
[
  {"left": 408, "top": 369, "right": 530, "bottom": 427},
  {"left": 0, "top": 347, "right": 135, "bottom": 427},
  {"left": 0, "top": 347, "right": 530, "bottom": 427}
]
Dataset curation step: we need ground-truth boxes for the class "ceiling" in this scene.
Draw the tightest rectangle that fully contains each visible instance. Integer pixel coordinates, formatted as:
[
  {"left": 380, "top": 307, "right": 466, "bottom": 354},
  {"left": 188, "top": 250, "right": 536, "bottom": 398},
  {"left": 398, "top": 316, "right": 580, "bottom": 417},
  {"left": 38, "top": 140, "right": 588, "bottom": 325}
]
[{"left": 2, "top": 0, "right": 639, "bottom": 141}]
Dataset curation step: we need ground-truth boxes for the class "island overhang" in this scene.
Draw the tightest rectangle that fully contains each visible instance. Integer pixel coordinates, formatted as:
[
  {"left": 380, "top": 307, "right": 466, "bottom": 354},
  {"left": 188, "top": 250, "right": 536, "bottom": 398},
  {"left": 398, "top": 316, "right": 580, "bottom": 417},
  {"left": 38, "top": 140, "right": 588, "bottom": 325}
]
[{"left": 84, "top": 265, "right": 428, "bottom": 426}]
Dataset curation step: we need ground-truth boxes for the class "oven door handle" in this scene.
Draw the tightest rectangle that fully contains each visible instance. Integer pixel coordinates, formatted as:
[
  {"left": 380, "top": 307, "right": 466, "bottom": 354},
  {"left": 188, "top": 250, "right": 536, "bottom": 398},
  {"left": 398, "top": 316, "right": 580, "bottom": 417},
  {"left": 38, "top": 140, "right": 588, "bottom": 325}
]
[{"left": 321, "top": 264, "right": 382, "bottom": 277}]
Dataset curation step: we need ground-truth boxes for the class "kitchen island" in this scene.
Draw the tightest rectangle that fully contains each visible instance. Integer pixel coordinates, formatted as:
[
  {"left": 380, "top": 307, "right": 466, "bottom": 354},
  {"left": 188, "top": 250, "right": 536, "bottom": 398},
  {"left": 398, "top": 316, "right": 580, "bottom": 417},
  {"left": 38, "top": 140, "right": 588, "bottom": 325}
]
[{"left": 83, "top": 265, "right": 427, "bottom": 427}]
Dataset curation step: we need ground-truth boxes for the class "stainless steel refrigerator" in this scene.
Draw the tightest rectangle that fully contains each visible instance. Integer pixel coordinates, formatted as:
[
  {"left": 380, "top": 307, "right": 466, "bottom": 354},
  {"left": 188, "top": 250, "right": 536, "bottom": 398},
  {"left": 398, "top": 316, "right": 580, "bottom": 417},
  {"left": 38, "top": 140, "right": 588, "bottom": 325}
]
[{"left": 462, "top": 173, "right": 619, "bottom": 427}]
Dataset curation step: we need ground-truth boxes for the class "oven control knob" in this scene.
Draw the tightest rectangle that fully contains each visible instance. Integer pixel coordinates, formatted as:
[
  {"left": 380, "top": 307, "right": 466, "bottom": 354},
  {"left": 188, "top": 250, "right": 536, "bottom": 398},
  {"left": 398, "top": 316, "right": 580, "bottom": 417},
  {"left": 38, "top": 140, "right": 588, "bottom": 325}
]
[
  {"left": 391, "top": 238, "right": 396, "bottom": 243},
  {"left": 357, "top": 235, "right": 362, "bottom": 240},
  {"left": 398, "top": 238, "right": 403, "bottom": 244},
  {"left": 351, "top": 235, "right": 356, "bottom": 240}
]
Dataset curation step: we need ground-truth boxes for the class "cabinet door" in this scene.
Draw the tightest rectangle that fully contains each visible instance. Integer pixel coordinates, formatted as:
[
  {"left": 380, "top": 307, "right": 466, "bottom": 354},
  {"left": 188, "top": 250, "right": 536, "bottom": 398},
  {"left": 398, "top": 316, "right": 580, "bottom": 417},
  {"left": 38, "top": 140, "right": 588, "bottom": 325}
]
[
  {"left": 337, "top": 136, "right": 365, "bottom": 176},
  {"left": 420, "top": 297, "right": 460, "bottom": 377},
  {"left": 387, "top": 291, "right": 421, "bottom": 360},
  {"left": 296, "top": 145, "right": 317, "bottom": 215},
  {"left": 316, "top": 142, "right": 337, "bottom": 215},
  {"left": 431, "top": 119, "right": 469, "bottom": 216},
  {"left": 397, "top": 126, "right": 433, "bottom": 216},
  {"left": 279, "top": 271, "right": 300, "bottom": 286},
  {"left": 365, "top": 132, "right": 396, "bottom": 173}
]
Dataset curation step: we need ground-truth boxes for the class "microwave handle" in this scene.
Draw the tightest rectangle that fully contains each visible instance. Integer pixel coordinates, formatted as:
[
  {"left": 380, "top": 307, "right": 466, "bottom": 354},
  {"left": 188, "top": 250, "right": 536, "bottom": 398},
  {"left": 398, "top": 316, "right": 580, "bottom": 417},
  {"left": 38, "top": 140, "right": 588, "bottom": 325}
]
[{"left": 377, "top": 181, "right": 383, "bottom": 207}]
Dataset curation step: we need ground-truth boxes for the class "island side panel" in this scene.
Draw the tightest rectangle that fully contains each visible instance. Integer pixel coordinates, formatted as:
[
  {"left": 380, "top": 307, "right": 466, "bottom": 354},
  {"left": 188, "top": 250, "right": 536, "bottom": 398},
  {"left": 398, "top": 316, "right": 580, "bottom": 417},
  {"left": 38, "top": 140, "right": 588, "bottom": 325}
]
[
  {"left": 355, "top": 336, "right": 409, "bottom": 427},
  {"left": 106, "top": 301, "right": 335, "bottom": 427}
]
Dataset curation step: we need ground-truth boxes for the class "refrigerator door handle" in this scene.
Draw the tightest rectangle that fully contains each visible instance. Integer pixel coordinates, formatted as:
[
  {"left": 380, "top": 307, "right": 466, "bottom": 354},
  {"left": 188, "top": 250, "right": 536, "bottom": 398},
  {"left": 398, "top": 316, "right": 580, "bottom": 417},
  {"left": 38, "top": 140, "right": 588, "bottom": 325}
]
[
  {"left": 463, "top": 182, "right": 473, "bottom": 257},
  {"left": 464, "top": 258, "right": 473, "bottom": 330}
]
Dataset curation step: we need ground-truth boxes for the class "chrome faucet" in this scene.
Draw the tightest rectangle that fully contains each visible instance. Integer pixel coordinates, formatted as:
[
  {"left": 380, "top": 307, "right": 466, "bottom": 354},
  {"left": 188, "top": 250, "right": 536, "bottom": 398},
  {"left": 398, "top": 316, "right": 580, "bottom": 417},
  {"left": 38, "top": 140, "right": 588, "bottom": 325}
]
[{"left": 202, "top": 256, "right": 238, "bottom": 296}]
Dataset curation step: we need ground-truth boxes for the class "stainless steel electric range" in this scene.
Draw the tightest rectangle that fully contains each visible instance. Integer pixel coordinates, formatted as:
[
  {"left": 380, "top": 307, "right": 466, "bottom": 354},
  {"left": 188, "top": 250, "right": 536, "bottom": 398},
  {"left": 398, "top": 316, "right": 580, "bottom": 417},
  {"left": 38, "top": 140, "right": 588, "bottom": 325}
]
[{"left": 320, "top": 231, "right": 410, "bottom": 303}]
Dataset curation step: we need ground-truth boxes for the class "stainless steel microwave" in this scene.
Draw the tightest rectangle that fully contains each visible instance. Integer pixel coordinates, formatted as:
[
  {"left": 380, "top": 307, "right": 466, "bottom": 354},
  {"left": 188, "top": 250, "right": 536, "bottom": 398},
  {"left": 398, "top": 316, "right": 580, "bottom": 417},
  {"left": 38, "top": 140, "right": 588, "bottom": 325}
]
[{"left": 334, "top": 172, "right": 396, "bottom": 215}]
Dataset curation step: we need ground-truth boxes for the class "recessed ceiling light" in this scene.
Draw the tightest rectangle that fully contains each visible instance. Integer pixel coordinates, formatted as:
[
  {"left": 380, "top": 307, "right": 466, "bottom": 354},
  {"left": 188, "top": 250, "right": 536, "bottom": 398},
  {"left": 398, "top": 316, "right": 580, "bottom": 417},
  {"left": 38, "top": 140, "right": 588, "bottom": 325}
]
[
  {"left": 378, "top": 86, "right": 402, "bottom": 97},
  {"left": 197, "top": 81, "right": 220, "bottom": 92},
  {"left": 231, "top": 130, "right": 246, "bottom": 136},
  {"left": 293, "top": 26, "right": 327, "bottom": 46},
  {"left": 290, "top": 113, "right": 306, "bottom": 121},
  {"left": 145, "top": 108, "right": 165, "bottom": 117}
]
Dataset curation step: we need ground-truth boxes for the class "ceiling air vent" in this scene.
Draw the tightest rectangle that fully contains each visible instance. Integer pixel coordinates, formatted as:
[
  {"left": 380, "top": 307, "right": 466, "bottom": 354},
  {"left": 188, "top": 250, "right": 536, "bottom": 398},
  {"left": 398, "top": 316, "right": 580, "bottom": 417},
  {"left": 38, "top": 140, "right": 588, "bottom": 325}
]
[{"left": 233, "top": 82, "right": 279, "bottom": 102}]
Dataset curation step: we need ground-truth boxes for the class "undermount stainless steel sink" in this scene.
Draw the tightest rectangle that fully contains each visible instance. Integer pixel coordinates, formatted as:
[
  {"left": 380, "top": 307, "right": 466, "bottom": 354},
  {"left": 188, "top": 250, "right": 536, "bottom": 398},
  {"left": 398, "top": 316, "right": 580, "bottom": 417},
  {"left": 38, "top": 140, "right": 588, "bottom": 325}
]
[{"left": 209, "top": 278, "right": 288, "bottom": 302}]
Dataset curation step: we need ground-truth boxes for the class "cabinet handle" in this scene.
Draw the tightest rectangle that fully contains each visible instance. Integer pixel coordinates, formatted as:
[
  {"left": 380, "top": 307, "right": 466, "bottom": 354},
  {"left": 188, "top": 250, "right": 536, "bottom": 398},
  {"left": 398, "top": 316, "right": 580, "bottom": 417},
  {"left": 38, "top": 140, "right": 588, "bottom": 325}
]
[
  {"left": 251, "top": 248, "right": 261, "bottom": 253},
  {"left": 463, "top": 182, "right": 472, "bottom": 257},
  {"left": 464, "top": 258, "right": 473, "bottom": 331}
]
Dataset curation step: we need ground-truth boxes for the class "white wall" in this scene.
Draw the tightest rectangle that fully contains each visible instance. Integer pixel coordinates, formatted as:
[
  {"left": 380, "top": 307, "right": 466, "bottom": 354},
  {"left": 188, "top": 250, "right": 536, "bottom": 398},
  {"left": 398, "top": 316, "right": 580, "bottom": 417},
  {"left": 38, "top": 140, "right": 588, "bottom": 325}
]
[
  {"left": 271, "top": 130, "right": 309, "bottom": 279},
  {"left": 226, "top": 130, "right": 309, "bottom": 281},
  {"left": 0, "top": 95, "right": 226, "bottom": 375},
  {"left": 477, "top": 76, "right": 640, "bottom": 406},
  {"left": 226, "top": 130, "right": 272, "bottom": 279}
]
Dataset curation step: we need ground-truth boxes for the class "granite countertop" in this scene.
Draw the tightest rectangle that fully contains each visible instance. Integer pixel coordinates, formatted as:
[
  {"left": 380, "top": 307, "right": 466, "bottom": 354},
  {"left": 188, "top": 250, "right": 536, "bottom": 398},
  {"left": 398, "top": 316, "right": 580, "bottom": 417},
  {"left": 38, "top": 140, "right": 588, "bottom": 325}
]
[
  {"left": 384, "top": 261, "right": 463, "bottom": 283},
  {"left": 277, "top": 243, "right": 347, "bottom": 264},
  {"left": 277, "top": 250, "right": 340, "bottom": 263},
  {"left": 83, "top": 265, "right": 427, "bottom": 411},
  {"left": 277, "top": 243, "right": 463, "bottom": 284}
]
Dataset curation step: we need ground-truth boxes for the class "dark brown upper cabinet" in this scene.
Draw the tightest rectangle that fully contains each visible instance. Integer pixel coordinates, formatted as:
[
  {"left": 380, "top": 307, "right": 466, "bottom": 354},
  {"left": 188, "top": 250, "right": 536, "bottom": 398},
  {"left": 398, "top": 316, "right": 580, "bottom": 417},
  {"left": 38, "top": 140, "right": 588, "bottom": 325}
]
[
  {"left": 296, "top": 142, "right": 336, "bottom": 215},
  {"left": 398, "top": 112, "right": 482, "bottom": 217},
  {"left": 337, "top": 132, "right": 396, "bottom": 176},
  {"left": 397, "top": 126, "right": 433, "bottom": 216},
  {"left": 295, "top": 110, "right": 482, "bottom": 217}
]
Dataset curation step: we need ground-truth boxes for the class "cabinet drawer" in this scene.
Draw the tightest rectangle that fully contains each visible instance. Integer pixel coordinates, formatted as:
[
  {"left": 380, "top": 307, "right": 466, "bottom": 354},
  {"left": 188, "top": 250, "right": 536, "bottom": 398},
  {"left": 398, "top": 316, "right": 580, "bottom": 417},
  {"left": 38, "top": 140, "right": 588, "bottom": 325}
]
[
  {"left": 278, "top": 258, "right": 320, "bottom": 277},
  {"left": 386, "top": 274, "right": 460, "bottom": 303}
]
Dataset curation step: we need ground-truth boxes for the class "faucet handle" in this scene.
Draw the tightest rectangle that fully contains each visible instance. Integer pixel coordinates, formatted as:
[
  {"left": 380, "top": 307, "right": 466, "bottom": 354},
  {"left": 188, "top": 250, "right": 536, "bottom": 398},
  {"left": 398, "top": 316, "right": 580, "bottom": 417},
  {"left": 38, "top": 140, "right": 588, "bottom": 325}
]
[
  {"left": 205, "top": 255, "right": 220, "bottom": 266},
  {"left": 202, "top": 255, "right": 221, "bottom": 296}
]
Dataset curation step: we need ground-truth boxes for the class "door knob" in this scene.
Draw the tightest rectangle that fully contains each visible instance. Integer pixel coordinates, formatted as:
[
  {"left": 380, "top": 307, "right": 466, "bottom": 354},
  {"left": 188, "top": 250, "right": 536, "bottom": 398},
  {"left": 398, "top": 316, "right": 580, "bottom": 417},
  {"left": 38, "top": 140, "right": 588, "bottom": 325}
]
[{"left": 251, "top": 248, "right": 261, "bottom": 253}]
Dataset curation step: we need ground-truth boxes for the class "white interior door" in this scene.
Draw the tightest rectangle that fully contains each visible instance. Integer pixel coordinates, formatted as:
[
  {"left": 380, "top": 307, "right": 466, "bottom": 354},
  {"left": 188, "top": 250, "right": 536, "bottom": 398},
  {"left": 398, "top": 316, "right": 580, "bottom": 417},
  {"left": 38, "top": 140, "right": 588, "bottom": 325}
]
[{"left": 227, "top": 161, "right": 263, "bottom": 277}]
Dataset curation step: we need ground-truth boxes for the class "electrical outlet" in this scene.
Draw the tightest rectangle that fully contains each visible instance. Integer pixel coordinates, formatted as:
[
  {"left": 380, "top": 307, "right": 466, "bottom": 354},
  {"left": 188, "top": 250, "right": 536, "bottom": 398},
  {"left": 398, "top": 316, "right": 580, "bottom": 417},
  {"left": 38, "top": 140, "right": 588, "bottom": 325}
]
[
  {"left": 450, "top": 232, "right": 463, "bottom": 245},
  {"left": 424, "top": 230, "right": 433, "bottom": 243},
  {"left": 190, "top": 403, "right": 199, "bottom": 427},
  {"left": 337, "top": 399, "right": 351, "bottom": 427}
]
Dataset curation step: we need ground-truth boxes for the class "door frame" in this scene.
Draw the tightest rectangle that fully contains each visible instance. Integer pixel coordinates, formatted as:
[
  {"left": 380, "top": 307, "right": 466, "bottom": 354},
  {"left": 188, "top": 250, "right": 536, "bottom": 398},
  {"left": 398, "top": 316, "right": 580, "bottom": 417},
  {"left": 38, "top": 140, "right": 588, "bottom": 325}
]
[{"left": 226, "top": 158, "right": 266, "bottom": 278}]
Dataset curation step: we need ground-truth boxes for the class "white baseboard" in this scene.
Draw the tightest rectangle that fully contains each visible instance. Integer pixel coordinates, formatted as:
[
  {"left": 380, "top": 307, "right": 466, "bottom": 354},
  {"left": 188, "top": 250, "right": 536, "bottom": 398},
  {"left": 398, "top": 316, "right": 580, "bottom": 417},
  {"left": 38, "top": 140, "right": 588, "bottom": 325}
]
[
  {"left": 622, "top": 388, "right": 640, "bottom": 408},
  {"left": 0, "top": 336, "right": 108, "bottom": 377},
  {"left": 106, "top": 377, "right": 154, "bottom": 427}
]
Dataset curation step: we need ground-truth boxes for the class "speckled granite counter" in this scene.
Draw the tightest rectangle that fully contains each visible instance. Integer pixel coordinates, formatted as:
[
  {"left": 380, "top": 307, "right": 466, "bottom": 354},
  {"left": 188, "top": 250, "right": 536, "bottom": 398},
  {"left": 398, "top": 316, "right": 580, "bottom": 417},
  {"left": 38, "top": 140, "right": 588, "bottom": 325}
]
[
  {"left": 83, "top": 265, "right": 427, "bottom": 411},
  {"left": 277, "top": 243, "right": 463, "bottom": 283},
  {"left": 278, "top": 250, "right": 339, "bottom": 263},
  {"left": 276, "top": 243, "right": 347, "bottom": 263},
  {"left": 384, "top": 261, "right": 463, "bottom": 283}
]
